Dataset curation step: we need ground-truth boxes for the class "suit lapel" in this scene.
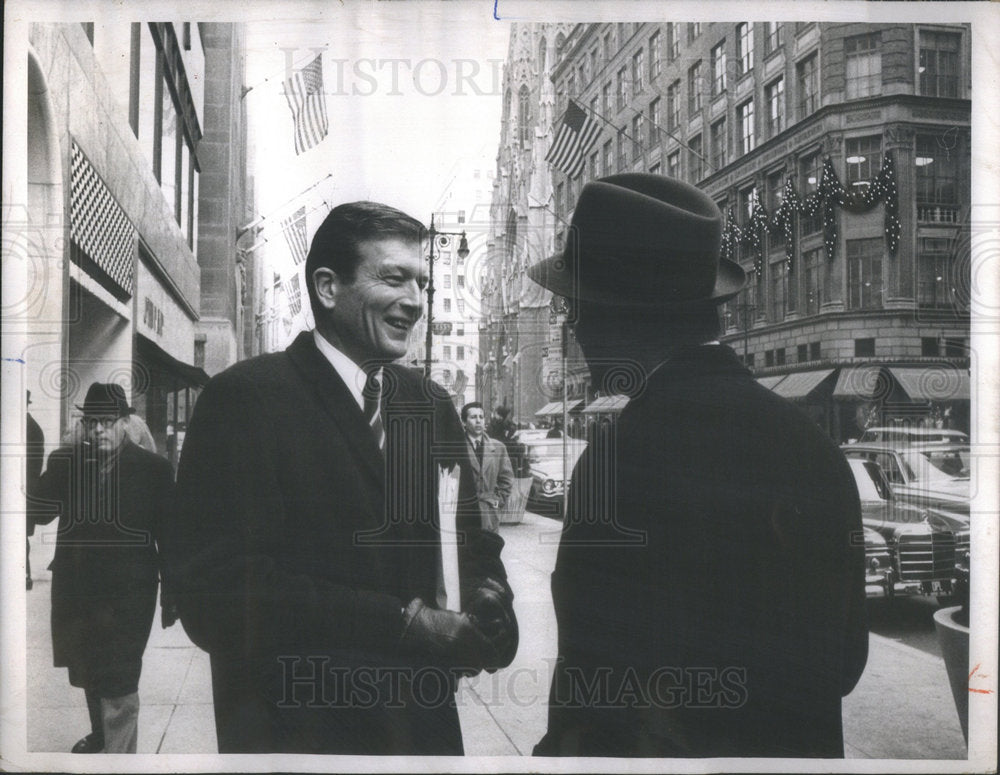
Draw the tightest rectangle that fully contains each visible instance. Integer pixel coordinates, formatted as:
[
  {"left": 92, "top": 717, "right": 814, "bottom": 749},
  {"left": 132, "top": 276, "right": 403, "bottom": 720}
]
[{"left": 286, "top": 332, "right": 384, "bottom": 484}]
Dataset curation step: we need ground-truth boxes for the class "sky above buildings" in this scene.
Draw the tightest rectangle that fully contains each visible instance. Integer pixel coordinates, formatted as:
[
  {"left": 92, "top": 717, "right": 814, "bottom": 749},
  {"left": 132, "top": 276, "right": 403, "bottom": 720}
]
[{"left": 244, "top": 6, "right": 511, "bottom": 229}]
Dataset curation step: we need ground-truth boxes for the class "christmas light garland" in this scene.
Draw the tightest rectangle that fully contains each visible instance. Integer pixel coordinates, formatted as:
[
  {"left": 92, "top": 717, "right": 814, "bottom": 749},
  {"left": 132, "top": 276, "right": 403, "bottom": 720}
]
[{"left": 719, "top": 152, "right": 900, "bottom": 273}]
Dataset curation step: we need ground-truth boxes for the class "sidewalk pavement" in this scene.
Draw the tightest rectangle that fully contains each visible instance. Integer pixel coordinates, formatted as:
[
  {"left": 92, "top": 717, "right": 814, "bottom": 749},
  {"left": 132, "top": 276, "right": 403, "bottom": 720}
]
[{"left": 25, "top": 512, "right": 966, "bottom": 759}]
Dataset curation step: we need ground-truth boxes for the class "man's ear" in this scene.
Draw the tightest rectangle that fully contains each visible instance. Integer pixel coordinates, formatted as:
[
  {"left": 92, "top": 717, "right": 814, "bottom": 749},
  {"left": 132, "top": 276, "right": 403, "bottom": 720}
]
[{"left": 312, "top": 267, "right": 340, "bottom": 312}]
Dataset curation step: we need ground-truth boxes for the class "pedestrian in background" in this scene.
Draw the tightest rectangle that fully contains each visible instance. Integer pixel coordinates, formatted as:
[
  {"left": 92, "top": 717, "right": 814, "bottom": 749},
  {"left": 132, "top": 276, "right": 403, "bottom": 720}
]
[
  {"left": 488, "top": 404, "right": 528, "bottom": 478},
  {"left": 167, "top": 201, "right": 517, "bottom": 754},
  {"left": 528, "top": 174, "right": 868, "bottom": 757},
  {"left": 463, "top": 401, "right": 514, "bottom": 533},
  {"left": 31, "top": 382, "right": 174, "bottom": 753}
]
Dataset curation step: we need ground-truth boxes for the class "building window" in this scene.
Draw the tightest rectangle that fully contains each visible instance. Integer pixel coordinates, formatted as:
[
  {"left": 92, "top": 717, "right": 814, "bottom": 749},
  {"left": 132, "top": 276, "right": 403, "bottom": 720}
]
[
  {"left": 632, "top": 49, "right": 645, "bottom": 95},
  {"left": 589, "top": 151, "right": 599, "bottom": 180},
  {"left": 770, "top": 260, "right": 787, "bottom": 321},
  {"left": 765, "top": 350, "right": 774, "bottom": 367},
  {"left": 945, "top": 338, "right": 966, "bottom": 357},
  {"left": 765, "top": 77, "right": 784, "bottom": 136},
  {"left": 922, "top": 337, "right": 940, "bottom": 356},
  {"left": 739, "top": 185, "right": 757, "bottom": 226},
  {"left": 738, "top": 100, "right": 755, "bottom": 155},
  {"left": 457, "top": 345, "right": 465, "bottom": 360},
  {"left": 737, "top": 23, "right": 754, "bottom": 78},
  {"left": 617, "top": 130, "right": 628, "bottom": 170},
  {"left": 919, "top": 30, "right": 961, "bottom": 97},
  {"left": 746, "top": 352, "right": 755, "bottom": 369},
  {"left": 650, "top": 162, "right": 661, "bottom": 175},
  {"left": 800, "top": 151, "right": 823, "bottom": 234},
  {"left": 443, "top": 345, "right": 452, "bottom": 359},
  {"left": 798, "top": 344, "right": 808, "bottom": 362},
  {"left": 649, "top": 31, "right": 662, "bottom": 78},
  {"left": 764, "top": 22, "right": 782, "bottom": 55},
  {"left": 667, "top": 150, "right": 680, "bottom": 179},
  {"left": 710, "top": 117, "right": 727, "bottom": 169},
  {"left": 804, "top": 247, "right": 822, "bottom": 314},
  {"left": 458, "top": 300, "right": 466, "bottom": 314},
  {"left": 796, "top": 53, "right": 819, "bottom": 119},
  {"left": 776, "top": 347, "right": 786, "bottom": 366},
  {"left": 667, "top": 24, "right": 679, "bottom": 61},
  {"left": 916, "top": 134, "right": 960, "bottom": 222},
  {"left": 810, "top": 341, "right": 821, "bottom": 360},
  {"left": 444, "top": 274, "right": 451, "bottom": 289},
  {"left": 845, "top": 32, "right": 881, "bottom": 99},
  {"left": 603, "top": 31, "right": 613, "bottom": 62},
  {"left": 555, "top": 182, "right": 564, "bottom": 213},
  {"left": 688, "top": 61, "right": 703, "bottom": 114},
  {"left": 602, "top": 82, "right": 611, "bottom": 115},
  {"left": 855, "top": 338, "right": 875, "bottom": 357},
  {"left": 711, "top": 41, "right": 727, "bottom": 96},
  {"left": 617, "top": 67, "right": 627, "bottom": 110},
  {"left": 845, "top": 135, "right": 882, "bottom": 189},
  {"left": 690, "top": 133, "right": 704, "bottom": 180},
  {"left": 602, "top": 140, "right": 613, "bottom": 175},
  {"left": 443, "top": 298, "right": 451, "bottom": 313},
  {"left": 457, "top": 275, "right": 465, "bottom": 288},
  {"left": 578, "top": 63, "right": 587, "bottom": 89},
  {"left": 666, "top": 81, "right": 680, "bottom": 130},
  {"left": 688, "top": 23, "right": 701, "bottom": 43},
  {"left": 917, "top": 236, "right": 956, "bottom": 307},
  {"left": 649, "top": 97, "right": 661, "bottom": 145},
  {"left": 590, "top": 48, "right": 598, "bottom": 77},
  {"left": 518, "top": 85, "right": 531, "bottom": 147},
  {"left": 847, "top": 238, "right": 884, "bottom": 309}
]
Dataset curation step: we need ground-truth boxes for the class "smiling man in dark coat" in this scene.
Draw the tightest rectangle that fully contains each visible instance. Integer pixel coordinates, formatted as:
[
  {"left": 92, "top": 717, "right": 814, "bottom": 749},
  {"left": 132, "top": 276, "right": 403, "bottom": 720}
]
[
  {"left": 33, "top": 382, "right": 174, "bottom": 754},
  {"left": 529, "top": 174, "right": 868, "bottom": 758},
  {"left": 166, "top": 201, "right": 517, "bottom": 755}
]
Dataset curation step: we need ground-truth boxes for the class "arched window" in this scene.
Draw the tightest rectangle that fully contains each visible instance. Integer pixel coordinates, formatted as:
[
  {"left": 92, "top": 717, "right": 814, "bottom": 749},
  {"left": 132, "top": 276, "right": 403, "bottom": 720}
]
[
  {"left": 538, "top": 37, "right": 547, "bottom": 73},
  {"left": 518, "top": 85, "right": 531, "bottom": 148}
]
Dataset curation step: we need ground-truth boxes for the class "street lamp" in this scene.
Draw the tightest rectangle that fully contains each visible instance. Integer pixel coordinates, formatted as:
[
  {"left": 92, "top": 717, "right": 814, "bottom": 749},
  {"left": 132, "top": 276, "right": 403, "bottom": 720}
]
[{"left": 425, "top": 214, "right": 469, "bottom": 378}]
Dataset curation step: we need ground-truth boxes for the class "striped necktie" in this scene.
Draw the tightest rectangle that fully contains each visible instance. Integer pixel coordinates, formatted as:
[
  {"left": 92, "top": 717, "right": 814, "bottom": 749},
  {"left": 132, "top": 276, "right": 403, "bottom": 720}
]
[{"left": 362, "top": 367, "right": 385, "bottom": 451}]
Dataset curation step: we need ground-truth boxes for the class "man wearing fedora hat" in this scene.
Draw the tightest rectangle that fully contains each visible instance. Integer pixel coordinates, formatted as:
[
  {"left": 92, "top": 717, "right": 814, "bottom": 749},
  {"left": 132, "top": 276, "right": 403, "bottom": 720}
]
[
  {"left": 31, "top": 382, "right": 174, "bottom": 753},
  {"left": 166, "top": 201, "right": 516, "bottom": 754},
  {"left": 529, "top": 174, "right": 868, "bottom": 757}
]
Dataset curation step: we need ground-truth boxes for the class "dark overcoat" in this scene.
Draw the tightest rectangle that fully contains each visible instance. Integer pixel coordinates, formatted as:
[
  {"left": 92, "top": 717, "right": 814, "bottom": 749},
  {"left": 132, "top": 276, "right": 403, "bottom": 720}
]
[
  {"left": 165, "top": 331, "right": 512, "bottom": 755},
  {"left": 33, "top": 438, "right": 173, "bottom": 697},
  {"left": 535, "top": 345, "right": 869, "bottom": 758}
]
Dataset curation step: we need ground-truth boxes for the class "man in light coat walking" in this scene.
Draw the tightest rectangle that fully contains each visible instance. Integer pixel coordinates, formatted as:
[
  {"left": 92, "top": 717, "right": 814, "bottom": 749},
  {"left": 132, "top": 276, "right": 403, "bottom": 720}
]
[{"left": 462, "top": 402, "right": 514, "bottom": 533}]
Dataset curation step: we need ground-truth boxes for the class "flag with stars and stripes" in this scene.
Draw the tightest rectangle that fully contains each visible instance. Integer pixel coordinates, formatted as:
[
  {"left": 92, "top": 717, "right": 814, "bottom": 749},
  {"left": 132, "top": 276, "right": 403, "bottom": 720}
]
[
  {"left": 281, "top": 207, "right": 309, "bottom": 265},
  {"left": 283, "top": 54, "right": 329, "bottom": 155},
  {"left": 545, "top": 99, "right": 602, "bottom": 178}
]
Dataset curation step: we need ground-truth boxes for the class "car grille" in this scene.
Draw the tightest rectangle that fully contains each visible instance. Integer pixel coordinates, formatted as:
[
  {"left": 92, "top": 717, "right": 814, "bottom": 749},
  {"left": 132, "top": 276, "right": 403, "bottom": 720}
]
[{"left": 896, "top": 531, "right": 956, "bottom": 581}]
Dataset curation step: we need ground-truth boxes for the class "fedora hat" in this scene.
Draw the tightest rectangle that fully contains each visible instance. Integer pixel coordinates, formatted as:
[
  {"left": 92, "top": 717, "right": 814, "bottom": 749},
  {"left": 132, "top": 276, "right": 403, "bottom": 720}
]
[
  {"left": 75, "top": 382, "right": 130, "bottom": 418},
  {"left": 528, "top": 174, "right": 746, "bottom": 308}
]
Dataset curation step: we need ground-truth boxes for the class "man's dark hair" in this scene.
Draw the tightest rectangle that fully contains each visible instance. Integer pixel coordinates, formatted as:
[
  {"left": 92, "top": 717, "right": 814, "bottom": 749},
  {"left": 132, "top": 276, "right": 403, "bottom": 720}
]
[
  {"left": 461, "top": 401, "right": 484, "bottom": 422},
  {"left": 304, "top": 201, "right": 427, "bottom": 314}
]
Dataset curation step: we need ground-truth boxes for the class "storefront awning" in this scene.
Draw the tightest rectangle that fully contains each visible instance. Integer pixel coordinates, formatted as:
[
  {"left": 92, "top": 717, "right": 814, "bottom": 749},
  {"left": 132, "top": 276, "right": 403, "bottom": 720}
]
[
  {"left": 136, "top": 334, "right": 210, "bottom": 387},
  {"left": 772, "top": 369, "right": 835, "bottom": 399},
  {"left": 535, "top": 399, "right": 583, "bottom": 417},
  {"left": 582, "top": 395, "right": 630, "bottom": 414},
  {"left": 889, "top": 367, "right": 970, "bottom": 401},
  {"left": 833, "top": 365, "right": 886, "bottom": 399},
  {"left": 756, "top": 375, "right": 787, "bottom": 390}
]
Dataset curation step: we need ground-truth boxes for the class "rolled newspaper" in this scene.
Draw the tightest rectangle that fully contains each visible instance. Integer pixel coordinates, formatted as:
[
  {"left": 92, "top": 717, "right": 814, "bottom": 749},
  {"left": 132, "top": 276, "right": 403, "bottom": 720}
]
[{"left": 436, "top": 464, "right": 461, "bottom": 612}]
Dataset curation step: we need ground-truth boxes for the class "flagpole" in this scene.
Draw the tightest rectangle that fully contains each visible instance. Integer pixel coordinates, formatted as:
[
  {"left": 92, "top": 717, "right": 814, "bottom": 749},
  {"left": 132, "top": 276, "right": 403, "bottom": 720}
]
[
  {"left": 236, "top": 173, "right": 334, "bottom": 241},
  {"left": 624, "top": 105, "right": 714, "bottom": 173},
  {"left": 240, "top": 47, "right": 328, "bottom": 100},
  {"left": 570, "top": 101, "right": 644, "bottom": 159}
]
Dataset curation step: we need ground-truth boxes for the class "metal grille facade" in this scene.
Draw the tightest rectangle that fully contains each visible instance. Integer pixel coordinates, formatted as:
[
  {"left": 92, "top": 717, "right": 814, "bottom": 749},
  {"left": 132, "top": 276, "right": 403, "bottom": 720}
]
[{"left": 70, "top": 140, "right": 135, "bottom": 296}]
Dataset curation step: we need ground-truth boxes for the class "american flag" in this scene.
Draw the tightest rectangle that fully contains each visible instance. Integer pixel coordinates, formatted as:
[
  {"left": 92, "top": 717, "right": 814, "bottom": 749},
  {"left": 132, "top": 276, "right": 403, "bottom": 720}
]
[
  {"left": 283, "top": 54, "right": 329, "bottom": 155},
  {"left": 284, "top": 273, "right": 302, "bottom": 316},
  {"left": 281, "top": 207, "right": 309, "bottom": 265},
  {"left": 545, "top": 99, "right": 602, "bottom": 178}
]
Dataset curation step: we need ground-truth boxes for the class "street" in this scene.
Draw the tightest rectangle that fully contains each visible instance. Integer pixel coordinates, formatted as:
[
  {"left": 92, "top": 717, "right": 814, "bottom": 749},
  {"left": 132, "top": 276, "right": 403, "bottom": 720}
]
[{"left": 22, "top": 511, "right": 966, "bottom": 759}]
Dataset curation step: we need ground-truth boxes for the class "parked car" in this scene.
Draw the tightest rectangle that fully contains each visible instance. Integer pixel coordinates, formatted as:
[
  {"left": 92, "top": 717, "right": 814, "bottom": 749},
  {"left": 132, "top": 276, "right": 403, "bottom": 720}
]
[
  {"left": 847, "top": 456, "right": 969, "bottom": 600},
  {"left": 515, "top": 433, "right": 587, "bottom": 516},
  {"left": 858, "top": 426, "right": 969, "bottom": 444},
  {"left": 841, "top": 441, "right": 970, "bottom": 516}
]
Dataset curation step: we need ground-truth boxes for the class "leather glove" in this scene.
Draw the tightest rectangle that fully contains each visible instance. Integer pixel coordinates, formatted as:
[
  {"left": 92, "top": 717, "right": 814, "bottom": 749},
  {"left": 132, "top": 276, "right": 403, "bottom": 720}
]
[
  {"left": 400, "top": 598, "right": 499, "bottom": 675},
  {"left": 463, "top": 577, "right": 518, "bottom": 671}
]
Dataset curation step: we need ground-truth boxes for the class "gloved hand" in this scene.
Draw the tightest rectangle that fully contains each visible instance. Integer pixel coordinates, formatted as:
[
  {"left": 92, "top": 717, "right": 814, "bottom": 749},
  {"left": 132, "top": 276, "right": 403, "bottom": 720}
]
[
  {"left": 400, "top": 598, "right": 499, "bottom": 675},
  {"left": 463, "top": 577, "right": 518, "bottom": 671}
]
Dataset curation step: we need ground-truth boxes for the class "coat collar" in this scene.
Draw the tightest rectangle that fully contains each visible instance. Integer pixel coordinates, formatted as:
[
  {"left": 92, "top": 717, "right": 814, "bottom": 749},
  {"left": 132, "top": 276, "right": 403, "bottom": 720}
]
[{"left": 286, "top": 331, "right": 384, "bottom": 483}]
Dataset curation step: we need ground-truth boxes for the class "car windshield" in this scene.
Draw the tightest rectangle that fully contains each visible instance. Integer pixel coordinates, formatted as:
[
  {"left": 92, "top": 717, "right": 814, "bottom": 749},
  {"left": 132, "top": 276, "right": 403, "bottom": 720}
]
[
  {"left": 848, "top": 458, "right": 891, "bottom": 502},
  {"left": 525, "top": 439, "right": 587, "bottom": 466},
  {"left": 899, "top": 448, "right": 970, "bottom": 481}
]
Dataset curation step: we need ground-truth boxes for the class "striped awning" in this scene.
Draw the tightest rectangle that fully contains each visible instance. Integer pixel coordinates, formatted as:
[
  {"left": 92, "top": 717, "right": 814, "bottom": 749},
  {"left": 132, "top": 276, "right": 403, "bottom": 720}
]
[
  {"left": 833, "top": 365, "right": 888, "bottom": 399},
  {"left": 756, "top": 375, "right": 787, "bottom": 390},
  {"left": 582, "top": 395, "right": 630, "bottom": 414},
  {"left": 889, "top": 367, "right": 970, "bottom": 401},
  {"left": 772, "top": 369, "right": 835, "bottom": 399},
  {"left": 534, "top": 402, "right": 561, "bottom": 417}
]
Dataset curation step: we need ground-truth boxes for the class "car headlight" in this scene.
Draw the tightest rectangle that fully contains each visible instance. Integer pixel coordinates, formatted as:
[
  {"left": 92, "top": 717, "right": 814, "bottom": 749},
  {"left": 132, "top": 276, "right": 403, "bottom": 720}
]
[{"left": 542, "top": 478, "right": 557, "bottom": 494}]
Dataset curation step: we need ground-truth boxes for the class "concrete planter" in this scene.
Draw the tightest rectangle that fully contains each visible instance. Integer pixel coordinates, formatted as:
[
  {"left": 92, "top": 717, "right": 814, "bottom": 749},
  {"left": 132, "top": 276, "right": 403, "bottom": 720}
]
[{"left": 933, "top": 605, "right": 969, "bottom": 742}]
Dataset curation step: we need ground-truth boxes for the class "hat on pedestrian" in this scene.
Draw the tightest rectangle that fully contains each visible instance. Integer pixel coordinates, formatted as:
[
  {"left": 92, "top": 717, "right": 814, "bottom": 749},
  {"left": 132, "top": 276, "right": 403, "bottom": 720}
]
[
  {"left": 528, "top": 173, "right": 746, "bottom": 308},
  {"left": 75, "top": 382, "right": 131, "bottom": 418}
]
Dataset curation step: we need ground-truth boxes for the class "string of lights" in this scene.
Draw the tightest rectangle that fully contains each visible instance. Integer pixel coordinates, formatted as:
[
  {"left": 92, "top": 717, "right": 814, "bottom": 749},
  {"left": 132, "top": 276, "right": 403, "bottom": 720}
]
[{"left": 719, "top": 152, "right": 900, "bottom": 272}]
